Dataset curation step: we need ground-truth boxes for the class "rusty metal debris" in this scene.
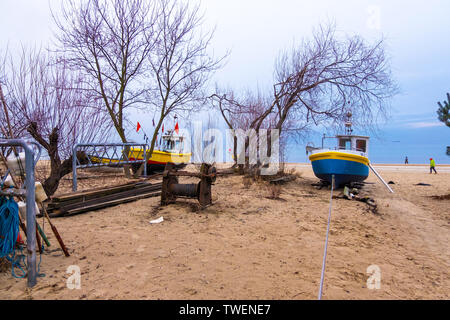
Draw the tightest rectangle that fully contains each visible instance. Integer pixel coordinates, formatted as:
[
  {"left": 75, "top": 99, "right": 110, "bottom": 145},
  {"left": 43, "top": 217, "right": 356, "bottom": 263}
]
[
  {"left": 337, "top": 186, "right": 378, "bottom": 214},
  {"left": 269, "top": 175, "right": 297, "bottom": 185},
  {"left": 161, "top": 163, "right": 216, "bottom": 209}
]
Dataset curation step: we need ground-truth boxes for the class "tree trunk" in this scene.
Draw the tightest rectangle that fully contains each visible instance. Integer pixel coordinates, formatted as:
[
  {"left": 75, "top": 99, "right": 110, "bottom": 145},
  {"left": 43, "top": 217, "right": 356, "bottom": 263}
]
[
  {"left": 27, "top": 122, "right": 89, "bottom": 196},
  {"left": 233, "top": 135, "right": 238, "bottom": 167}
]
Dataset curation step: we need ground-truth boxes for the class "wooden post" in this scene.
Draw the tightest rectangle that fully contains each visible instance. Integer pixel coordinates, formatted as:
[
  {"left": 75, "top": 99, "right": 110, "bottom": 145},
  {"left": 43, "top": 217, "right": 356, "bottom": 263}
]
[{"left": 40, "top": 203, "right": 70, "bottom": 257}]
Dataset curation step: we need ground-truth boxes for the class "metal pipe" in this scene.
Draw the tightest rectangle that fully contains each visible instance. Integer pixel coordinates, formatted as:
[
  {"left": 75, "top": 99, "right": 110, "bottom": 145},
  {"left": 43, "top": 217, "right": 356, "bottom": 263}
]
[
  {"left": 368, "top": 163, "right": 394, "bottom": 194},
  {"left": 72, "top": 142, "right": 149, "bottom": 191},
  {"left": 72, "top": 144, "right": 79, "bottom": 192},
  {"left": 0, "top": 139, "right": 37, "bottom": 287},
  {"left": 24, "top": 142, "right": 37, "bottom": 287},
  {"left": 1, "top": 169, "right": 11, "bottom": 185},
  {"left": 169, "top": 183, "right": 198, "bottom": 198},
  {"left": 143, "top": 145, "right": 147, "bottom": 177}
]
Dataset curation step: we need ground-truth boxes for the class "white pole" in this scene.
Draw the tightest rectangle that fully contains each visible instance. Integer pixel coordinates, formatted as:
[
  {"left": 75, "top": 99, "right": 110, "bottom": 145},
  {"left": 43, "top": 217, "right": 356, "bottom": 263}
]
[{"left": 369, "top": 163, "right": 394, "bottom": 194}]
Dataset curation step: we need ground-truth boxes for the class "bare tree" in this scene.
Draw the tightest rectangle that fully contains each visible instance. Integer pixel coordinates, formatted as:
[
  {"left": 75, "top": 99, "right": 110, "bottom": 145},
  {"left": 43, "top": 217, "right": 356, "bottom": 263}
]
[
  {"left": 54, "top": 0, "right": 223, "bottom": 176},
  {"left": 211, "top": 87, "right": 297, "bottom": 171},
  {"left": 0, "top": 48, "right": 110, "bottom": 196},
  {"left": 209, "top": 90, "right": 243, "bottom": 166},
  {"left": 271, "top": 23, "right": 397, "bottom": 135},
  {"left": 145, "top": 0, "right": 225, "bottom": 158},
  {"left": 52, "top": 0, "right": 159, "bottom": 143},
  {"left": 213, "top": 23, "right": 397, "bottom": 174}
]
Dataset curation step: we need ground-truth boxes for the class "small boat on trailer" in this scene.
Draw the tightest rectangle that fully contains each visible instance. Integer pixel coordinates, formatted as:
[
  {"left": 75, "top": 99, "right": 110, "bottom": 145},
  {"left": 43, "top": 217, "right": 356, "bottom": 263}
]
[
  {"left": 89, "top": 130, "right": 191, "bottom": 174},
  {"left": 308, "top": 113, "right": 370, "bottom": 187},
  {"left": 129, "top": 130, "right": 191, "bottom": 173}
]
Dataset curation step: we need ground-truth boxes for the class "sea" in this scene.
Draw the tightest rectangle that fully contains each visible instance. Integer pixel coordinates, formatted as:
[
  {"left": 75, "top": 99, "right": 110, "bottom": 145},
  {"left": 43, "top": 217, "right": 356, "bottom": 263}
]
[{"left": 286, "top": 125, "right": 450, "bottom": 165}]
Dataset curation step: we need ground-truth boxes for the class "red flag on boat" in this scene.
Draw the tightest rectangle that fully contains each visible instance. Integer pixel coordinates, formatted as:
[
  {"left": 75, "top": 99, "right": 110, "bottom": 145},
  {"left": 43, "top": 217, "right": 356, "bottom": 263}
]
[
  {"left": 136, "top": 122, "right": 141, "bottom": 133},
  {"left": 175, "top": 122, "right": 179, "bottom": 134},
  {"left": 162, "top": 124, "right": 164, "bottom": 133}
]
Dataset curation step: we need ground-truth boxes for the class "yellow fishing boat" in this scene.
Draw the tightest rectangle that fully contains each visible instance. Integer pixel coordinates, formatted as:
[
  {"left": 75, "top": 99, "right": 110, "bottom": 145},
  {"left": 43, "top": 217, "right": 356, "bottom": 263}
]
[
  {"left": 90, "top": 130, "right": 191, "bottom": 173},
  {"left": 129, "top": 131, "right": 191, "bottom": 172}
]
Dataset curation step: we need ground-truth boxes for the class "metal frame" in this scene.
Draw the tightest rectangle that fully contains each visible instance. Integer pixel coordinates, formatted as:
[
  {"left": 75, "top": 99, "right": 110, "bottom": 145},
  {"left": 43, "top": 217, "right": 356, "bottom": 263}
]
[
  {"left": 72, "top": 143, "right": 148, "bottom": 191},
  {"left": 0, "top": 139, "right": 40, "bottom": 288},
  {"left": 321, "top": 134, "right": 336, "bottom": 149}
]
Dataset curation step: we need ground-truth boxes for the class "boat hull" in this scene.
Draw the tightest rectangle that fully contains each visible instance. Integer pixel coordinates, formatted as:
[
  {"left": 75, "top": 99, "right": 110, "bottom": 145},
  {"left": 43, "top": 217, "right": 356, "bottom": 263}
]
[
  {"left": 90, "top": 148, "right": 191, "bottom": 173},
  {"left": 128, "top": 148, "right": 191, "bottom": 164},
  {"left": 309, "top": 151, "right": 369, "bottom": 186},
  {"left": 129, "top": 148, "right": 191, "bottom": 173}
]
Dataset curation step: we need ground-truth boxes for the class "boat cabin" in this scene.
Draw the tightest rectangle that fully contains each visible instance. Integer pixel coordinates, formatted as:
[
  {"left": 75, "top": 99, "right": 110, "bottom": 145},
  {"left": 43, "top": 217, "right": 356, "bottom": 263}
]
[
  {"left": 161, "top": 131, "right": 185, "bottom": 154},
  {"left": 336, "top": 135, "right": 369, "bottom": 155}
]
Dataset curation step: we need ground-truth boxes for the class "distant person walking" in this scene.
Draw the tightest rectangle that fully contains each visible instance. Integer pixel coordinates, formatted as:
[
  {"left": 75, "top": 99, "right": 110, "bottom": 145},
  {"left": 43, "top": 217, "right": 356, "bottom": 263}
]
[
  {"left": 430, "top": 158, "right": 437, "bottom": 174},
  {"left": 405, "top": 156, "right": 409, "bottom": 164}
]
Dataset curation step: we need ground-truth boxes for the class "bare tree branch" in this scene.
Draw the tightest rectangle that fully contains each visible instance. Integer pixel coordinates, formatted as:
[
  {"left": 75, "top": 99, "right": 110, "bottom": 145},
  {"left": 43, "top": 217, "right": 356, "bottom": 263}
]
[{"left": 0, "top": 47, "right": 110, "bottom": 195}]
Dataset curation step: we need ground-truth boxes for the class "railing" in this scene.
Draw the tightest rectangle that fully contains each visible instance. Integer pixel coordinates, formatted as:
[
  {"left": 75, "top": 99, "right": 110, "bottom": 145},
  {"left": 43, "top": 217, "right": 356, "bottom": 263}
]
[
  {"left": 0, "top": 139, "right": 41, "bottom": 288},
  {"left": 72, "top": 143, "right": 149, "bottom": 191},
  {"left": 321, "top": 135, "right": 336, "bottom": 149}
]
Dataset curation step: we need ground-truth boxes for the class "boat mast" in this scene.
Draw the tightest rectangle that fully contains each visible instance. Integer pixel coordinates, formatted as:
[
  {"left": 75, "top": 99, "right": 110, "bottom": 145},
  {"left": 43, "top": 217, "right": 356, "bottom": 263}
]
[{"left": 344, "top": 111, "right": 353, "bottom": 136}]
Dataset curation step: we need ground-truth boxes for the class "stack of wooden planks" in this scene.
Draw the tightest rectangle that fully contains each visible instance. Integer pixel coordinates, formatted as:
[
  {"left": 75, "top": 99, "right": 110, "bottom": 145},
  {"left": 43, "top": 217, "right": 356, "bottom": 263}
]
[{"left": 45, "top": 181, "right": 162, "bottom": 218}]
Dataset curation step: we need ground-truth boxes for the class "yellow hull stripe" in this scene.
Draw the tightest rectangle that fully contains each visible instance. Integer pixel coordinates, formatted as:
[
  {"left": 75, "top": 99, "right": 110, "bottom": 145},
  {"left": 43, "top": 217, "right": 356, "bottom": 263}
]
[
  {"left": 91, "top": 149, "right": 191, "bottom": 165},
  {"left": 129, "top": 148, "right": 191, "bottom": 164},
  {"left": 309, "top": 151, "right": 370, "bottom": 166},
  {"left": 90, "top": 157, "right": 121, "bottom": 164}
]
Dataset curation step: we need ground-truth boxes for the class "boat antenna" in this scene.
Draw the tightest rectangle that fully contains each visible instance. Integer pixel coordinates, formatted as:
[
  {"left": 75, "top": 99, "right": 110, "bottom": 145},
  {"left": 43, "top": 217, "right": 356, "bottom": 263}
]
[{"left": 345, "top": 111, "right": 353, "bottom": 135}]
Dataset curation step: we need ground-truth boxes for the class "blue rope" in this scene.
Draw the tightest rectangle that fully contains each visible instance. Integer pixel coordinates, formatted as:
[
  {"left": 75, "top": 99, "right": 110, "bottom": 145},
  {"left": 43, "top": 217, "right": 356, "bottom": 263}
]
[
  {"left": 9, "top": 246, "right": 27, "bottom": 279},
  {"left": 0, "top": 195, "right": 45, "bottom": 279},
  {"left": 10, "top": 244, "right": 46, "bottom": 279},
  {"left": 0, "top": 196, "right": 19, "bottom": 259},
  {"left": 0, "top": 196, "right": 23, "bottom": 278}
]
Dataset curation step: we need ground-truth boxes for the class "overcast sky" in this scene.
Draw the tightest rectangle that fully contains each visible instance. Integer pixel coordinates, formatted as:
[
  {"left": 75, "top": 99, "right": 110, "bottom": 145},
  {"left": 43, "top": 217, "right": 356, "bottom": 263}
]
[{"left": 1, "top": 0, "right": 449, "bottom": 161}]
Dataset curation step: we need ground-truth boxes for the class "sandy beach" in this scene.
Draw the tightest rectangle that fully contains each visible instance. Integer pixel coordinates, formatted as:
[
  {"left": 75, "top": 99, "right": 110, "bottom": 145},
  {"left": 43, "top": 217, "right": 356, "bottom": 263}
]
[{"left": 0, "top": 163, "right": 449, "bottom": 300}]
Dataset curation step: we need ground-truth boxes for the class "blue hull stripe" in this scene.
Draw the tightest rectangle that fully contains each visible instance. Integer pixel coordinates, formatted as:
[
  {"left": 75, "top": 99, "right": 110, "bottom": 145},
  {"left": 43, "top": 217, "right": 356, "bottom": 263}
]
[{"left": 311, "top": 159, "right": 369, "bottom": 186}]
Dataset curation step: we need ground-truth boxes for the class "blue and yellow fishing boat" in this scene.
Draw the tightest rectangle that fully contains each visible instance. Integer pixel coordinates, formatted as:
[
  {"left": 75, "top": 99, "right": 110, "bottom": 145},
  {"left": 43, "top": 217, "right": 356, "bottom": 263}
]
[{"left": 308, "top": 113, "right": 370, "bottom": 187}]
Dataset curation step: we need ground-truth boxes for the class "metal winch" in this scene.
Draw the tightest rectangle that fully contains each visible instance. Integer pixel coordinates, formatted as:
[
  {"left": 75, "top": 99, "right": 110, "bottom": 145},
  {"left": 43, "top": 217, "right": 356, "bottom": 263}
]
[{"left": 161, "top": 163, "right": 216, "bottom": 208}]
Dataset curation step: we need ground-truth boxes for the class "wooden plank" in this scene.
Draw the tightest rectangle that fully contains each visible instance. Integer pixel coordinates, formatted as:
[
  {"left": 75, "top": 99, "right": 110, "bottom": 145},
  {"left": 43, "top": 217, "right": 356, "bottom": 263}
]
[
  {"left": 51, "top": 182, "right": 161, "bottom": 206},
  {"left": 53, "top": 174, "right": 163, "bottom": 202},
  {"left": 52, "top": 181, "right": 152, "bottom": 202},
  {"left": 53, "top": 180, "right": 139, "bottom": 198},
  {"left": 52, "top": 191, "right": 161, "bottom": 218},
  {"left": 49, "top": 183, "right": 161, "bottom": 209},
  {"left": 51, "top": 183, "right": 139, "bottom": 202},
  {"left": 48, "top": 184, "right": 162, "bottom": 214}
]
